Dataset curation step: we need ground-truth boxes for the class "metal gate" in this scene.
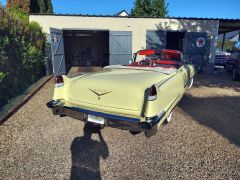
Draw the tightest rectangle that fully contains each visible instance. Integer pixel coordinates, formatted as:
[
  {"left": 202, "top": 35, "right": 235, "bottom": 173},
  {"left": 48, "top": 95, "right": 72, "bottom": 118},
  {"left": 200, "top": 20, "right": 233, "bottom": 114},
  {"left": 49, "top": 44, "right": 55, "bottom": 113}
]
[
  {"left": 146, "top": 30, "right": 166, "bottom": 49},
  {"left": 183, "top": 32, "right": 210, "bottom": 72},
  {"left": 109, "top": 31, "right": 132, "bottom": 65},
  {"left": 50, "top": 28, "right": 66, "bottom": 75}
]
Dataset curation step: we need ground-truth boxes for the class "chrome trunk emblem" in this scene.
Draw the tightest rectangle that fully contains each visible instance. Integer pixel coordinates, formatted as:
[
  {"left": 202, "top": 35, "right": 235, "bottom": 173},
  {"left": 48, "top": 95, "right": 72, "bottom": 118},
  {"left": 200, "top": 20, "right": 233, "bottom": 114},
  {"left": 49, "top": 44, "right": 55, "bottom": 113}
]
[{"left": 89, "top": 88, "right": 112, "bottom": 100}]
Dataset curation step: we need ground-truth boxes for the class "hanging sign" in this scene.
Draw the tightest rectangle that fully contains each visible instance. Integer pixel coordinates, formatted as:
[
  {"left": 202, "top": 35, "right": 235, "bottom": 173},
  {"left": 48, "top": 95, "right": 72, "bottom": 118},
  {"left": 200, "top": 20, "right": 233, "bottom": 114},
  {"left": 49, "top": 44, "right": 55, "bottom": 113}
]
[
  {"left": 51, "top": 34, "right": 59, "bottom": 45},
  {"left": 196, "top": 37, "right": 206, "bottom": 48}
]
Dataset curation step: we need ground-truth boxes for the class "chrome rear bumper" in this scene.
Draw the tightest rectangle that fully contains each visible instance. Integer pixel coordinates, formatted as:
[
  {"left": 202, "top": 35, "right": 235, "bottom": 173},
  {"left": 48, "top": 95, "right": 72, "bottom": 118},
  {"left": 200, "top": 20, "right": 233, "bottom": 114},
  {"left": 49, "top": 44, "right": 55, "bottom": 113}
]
[{"left": 47, "top": 100, "right": 165, "bottom": 131}]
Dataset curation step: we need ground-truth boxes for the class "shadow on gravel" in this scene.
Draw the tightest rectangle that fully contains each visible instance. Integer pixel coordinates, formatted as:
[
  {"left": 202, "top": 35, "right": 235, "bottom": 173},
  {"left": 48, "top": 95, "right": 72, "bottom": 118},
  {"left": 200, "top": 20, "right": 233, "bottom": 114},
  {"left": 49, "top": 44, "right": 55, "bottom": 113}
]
[
  {"left": 179, "top": 95, "right": 240, "bottom": 147},
  {"left": 194, "top": 72, "right": 240, "bottom": 93},
  {"left": 70, "top": 124, "right": 109, "bottom": 180}
]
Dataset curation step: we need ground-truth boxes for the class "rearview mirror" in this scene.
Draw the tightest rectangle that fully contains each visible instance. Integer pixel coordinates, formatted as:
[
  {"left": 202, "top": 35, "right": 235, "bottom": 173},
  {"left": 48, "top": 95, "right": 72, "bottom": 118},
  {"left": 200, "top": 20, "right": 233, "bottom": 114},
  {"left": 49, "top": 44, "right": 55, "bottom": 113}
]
[
  {"left": 184, "top": 59, "right": 190, "bottom": 64},
  {"left": 132, "top": 53, "right": 136, "bottom": 60}
]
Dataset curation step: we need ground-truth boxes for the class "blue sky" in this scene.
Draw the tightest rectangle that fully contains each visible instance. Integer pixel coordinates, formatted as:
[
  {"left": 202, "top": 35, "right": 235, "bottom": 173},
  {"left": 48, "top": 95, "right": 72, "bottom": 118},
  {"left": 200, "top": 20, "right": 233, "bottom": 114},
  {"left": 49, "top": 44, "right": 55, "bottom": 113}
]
[{"left": 1, "top": 0, "right": 239, "bottom": 19}]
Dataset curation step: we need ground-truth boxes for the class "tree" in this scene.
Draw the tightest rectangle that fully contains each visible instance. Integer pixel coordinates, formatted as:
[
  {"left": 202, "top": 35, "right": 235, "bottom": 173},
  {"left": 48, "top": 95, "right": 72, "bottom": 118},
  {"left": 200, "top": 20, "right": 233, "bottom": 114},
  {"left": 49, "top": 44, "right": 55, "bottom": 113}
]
[
  {"left": 38, "top": 0, "right": 46, "bottom": 13},
  {"left": 7, "top": 0, "right": 30, "bottom": 13},
  {"left": 30, "top": 0, "right": 40, "bottom": 13},
  {"left": 151, "top": 0, "right": 168, "bottom": 17},
  {"left": 0, "top": 5, "right": 46, "bottom": 107},
  {"left": 46, "top": 0, "right": 53, "bottom": 13},
  {"left": 7, "top": 0, "right": 53, "bottom": 14},
  {"left": 131, "top": 0, "right": 168, "bottom": 17},
  {"left": 131, "top": 0, "right": 144, "bottom": 17}
]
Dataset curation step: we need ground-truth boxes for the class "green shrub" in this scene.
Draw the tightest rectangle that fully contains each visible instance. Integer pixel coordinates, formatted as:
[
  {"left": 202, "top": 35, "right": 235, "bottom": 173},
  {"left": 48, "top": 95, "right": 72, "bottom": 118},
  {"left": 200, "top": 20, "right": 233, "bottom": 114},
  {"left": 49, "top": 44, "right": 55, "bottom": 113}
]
[
  {"left": 217, "top": 41, "right": 235, "bottom": 51},
  {"left": 7, "top": 7, "right": 29, "bottom": 23},
  {"left": 0, "top": 6, "right": 45, "bottom": 107}
]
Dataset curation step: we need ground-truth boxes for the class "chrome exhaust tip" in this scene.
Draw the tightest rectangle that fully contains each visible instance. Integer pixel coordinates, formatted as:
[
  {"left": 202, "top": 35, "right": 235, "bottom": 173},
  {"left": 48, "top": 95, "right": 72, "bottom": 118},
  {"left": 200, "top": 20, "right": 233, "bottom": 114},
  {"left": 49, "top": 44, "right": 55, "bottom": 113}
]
[{"left": 46, "top": 100, "right": 61, "bottom": 109}]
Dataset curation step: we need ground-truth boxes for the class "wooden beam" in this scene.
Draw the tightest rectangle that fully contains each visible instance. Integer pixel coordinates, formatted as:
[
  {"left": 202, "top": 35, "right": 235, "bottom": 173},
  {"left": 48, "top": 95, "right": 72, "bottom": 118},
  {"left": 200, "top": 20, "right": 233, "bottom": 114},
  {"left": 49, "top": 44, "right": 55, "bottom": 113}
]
[{"left": 222, "top": 33, "right": 226, "bottom": 51}]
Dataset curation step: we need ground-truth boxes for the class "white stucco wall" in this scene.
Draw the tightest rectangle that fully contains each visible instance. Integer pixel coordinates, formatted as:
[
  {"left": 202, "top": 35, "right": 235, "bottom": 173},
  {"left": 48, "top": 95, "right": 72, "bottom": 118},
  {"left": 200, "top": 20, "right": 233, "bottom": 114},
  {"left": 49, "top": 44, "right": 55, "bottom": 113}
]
[{"left": 30, "top": 15, "right": 219, "bottom": 63}]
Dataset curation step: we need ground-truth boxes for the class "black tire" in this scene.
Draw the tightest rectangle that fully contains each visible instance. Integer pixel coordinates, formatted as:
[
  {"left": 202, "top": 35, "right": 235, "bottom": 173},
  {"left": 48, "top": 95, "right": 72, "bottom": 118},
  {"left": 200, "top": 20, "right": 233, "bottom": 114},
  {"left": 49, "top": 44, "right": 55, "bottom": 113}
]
[
  {"left": 225, "top": 63, "right": 231, "bottom": 72},
  {"left": 129, "top": 131, "right": 141, "bottom": 135},
  {"left": 144, "top": 127, "right": 158, "bottom": 138},
  {"left": 232, "top": 68, "right": 240, "bottom": 81}
]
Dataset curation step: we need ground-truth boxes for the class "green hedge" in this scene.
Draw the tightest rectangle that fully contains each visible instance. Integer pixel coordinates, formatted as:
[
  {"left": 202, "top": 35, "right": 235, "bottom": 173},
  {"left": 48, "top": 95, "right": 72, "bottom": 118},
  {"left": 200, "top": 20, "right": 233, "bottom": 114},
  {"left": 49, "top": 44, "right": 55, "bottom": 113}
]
[
  {"left": 217, "top": 41, "right": 235, "bottom": 51},
  {"left": 0, "top": 6, "right": 45, "bottom": 107}
]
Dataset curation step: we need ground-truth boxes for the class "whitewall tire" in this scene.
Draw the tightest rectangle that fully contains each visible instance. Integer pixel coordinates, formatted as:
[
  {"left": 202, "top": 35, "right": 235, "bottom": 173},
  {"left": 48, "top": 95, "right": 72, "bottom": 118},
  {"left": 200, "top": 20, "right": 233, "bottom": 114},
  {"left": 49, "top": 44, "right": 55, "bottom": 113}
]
[
  {"left": 165, "top": 112, "right": 173, "bottom": 124},
  {"left": 187, "top": 78, "right": 194, "bottom": 90}
]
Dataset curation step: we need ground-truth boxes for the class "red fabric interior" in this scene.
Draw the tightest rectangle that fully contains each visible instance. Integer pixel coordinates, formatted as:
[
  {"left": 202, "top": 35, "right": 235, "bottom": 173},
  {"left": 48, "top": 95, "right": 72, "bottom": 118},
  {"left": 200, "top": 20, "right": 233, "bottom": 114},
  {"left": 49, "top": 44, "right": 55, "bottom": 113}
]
[
  {"left": 127, "top": 64, "right": 175, "bottom": 68},
  {"left": 126, "top": 49, "right": 182, "bottom": 68},
  {"left": 156, "top": 60, "right": 178, "bottom": 65},
  {"left": 138, "top": 49, "right": 155, "bottom": 55}
]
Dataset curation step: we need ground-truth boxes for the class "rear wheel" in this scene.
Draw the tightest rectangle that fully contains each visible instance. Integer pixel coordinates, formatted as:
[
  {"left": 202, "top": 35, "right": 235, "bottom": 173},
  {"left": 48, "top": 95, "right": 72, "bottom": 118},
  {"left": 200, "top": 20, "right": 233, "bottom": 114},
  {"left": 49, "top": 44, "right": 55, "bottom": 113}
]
[
  {"left": 225, "top": 63, "right": 231, "bottom": 72},
  {"left": 232, "top": 68, "right": 240, "bottom": 81},
  {"left": 144, "top": 126, "right": 158, "bottom": 138},
  {"left": 129, "top": 131, "right": 141, "bottom": 135}
]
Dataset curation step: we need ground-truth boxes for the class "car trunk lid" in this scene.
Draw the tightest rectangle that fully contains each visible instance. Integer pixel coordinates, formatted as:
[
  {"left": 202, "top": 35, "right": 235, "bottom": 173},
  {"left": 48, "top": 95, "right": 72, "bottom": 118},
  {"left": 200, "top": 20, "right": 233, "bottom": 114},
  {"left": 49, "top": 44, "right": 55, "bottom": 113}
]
[{"left": 63, "top": 68, "right": 171, "bottom": 115}]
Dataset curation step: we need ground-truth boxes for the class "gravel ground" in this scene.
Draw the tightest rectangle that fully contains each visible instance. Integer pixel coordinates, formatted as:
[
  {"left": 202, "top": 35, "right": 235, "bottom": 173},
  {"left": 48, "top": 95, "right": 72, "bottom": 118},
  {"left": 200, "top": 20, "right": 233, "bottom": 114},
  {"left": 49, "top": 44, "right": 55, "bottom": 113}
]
[{"left": 0, "top": 71, "right": 240, "bottom": 180}]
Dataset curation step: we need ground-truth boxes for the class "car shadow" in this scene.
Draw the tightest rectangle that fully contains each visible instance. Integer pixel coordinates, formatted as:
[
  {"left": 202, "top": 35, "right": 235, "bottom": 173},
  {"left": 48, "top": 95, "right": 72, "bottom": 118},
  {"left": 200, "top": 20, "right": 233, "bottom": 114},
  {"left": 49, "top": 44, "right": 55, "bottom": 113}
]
[
  {"left": 70, "top": 124, "right": 109, "bottom": 180},
  {"left": 194, "top": 70, "right": 240, "bottom": 93},
  {"left": 179, "top": 94, "right": 240, "bottom": 147}
]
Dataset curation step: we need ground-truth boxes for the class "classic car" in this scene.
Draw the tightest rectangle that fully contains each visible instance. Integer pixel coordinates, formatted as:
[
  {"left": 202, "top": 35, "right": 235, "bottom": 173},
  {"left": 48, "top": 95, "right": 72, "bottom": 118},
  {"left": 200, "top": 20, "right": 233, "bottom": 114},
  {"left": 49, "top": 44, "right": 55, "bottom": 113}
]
[
  {"left": 225, "top": 52, "right": 240, "bottom": 81},
  {"left": 47, "top": 49, "right": 195, "bottom": 137},
  {"left": 215, "top": 48, "right": 231, "bottom": 67},
  {"left": 225, "top": 41, "right": 240, "bottom": 81}
]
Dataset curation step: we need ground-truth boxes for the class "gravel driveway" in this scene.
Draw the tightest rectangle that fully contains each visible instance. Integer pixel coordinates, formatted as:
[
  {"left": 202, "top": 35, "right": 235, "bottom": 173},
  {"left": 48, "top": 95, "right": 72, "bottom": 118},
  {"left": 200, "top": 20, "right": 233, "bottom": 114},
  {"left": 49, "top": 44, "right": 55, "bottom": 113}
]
[{"left": 0, "top": 71, "right": 240, "bottom": 180}]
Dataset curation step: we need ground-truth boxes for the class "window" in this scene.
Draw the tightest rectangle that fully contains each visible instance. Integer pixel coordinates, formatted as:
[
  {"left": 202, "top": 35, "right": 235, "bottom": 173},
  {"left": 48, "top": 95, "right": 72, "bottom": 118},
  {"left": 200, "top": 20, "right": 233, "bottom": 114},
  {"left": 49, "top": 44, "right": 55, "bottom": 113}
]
[{"left": 234, "top": 41, "right": 240, "bottom": 49}]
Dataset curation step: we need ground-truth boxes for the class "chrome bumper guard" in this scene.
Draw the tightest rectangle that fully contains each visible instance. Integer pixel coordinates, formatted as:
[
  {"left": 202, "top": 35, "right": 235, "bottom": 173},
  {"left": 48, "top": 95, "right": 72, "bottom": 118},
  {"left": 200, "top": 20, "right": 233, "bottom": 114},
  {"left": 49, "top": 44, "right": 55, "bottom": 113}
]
[{"left": 47, "top": 100, "right": 165, "bottom": 131}]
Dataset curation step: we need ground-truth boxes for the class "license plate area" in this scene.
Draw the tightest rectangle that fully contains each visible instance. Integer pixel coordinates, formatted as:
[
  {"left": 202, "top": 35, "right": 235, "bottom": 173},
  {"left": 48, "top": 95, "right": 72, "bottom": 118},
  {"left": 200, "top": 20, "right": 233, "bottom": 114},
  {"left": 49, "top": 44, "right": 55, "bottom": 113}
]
[{"left": 87, "top": 114, "right": 105, "bottom": 125}]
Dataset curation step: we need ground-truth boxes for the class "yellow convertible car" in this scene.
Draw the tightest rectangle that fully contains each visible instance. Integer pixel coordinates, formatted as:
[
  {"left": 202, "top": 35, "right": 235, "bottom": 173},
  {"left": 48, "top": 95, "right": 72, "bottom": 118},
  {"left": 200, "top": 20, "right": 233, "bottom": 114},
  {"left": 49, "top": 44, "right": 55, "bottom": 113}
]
[{"left": 47, "top": 49, "right": 195, "bottom": 137}]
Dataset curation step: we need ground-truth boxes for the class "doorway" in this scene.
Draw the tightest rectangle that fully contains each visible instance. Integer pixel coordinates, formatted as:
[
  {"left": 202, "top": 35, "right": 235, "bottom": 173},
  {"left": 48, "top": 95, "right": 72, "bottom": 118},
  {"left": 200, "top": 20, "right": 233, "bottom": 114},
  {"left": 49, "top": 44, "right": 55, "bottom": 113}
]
[
  {"left": 63, "top": 30, "right": 109, "bottom": 73},
  {"left": 166, "top": 31, "right": 186, "bottom": 51}
]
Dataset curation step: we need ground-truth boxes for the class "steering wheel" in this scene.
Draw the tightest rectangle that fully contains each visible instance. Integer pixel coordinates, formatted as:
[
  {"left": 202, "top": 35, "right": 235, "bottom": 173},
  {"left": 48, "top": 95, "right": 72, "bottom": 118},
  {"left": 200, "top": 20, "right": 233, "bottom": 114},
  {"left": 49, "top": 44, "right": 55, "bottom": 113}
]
[
  {"left": 139, "top": 57, "right": 152, "bottom": 65},
  {"left": 144, "top": 57, "right": 156, "bottom": 66},
  {"left": 144, "top": 57, "right": 152, "bottom": 61}
]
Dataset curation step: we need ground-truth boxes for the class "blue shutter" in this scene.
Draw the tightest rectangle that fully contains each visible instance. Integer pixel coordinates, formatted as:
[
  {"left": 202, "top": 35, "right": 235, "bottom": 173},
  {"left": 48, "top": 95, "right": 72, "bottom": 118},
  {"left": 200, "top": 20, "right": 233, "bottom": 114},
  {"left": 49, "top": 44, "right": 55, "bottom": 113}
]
[
  {"left": 146, "top": 30, "right": 166, "bottom": 49},
  {"left": 109, "top": 31, "right": 132, "bottom": 65},
  {"left": 50, "top": 28, "right": 66, "bottom": 75}
]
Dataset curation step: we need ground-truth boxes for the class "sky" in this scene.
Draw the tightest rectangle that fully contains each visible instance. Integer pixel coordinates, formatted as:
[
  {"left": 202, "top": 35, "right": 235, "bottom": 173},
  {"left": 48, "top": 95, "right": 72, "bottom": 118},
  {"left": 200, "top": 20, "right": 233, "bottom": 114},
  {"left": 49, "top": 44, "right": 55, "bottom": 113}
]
[{"left": 0, "top": 0, "right": 239, "bottom": 19}]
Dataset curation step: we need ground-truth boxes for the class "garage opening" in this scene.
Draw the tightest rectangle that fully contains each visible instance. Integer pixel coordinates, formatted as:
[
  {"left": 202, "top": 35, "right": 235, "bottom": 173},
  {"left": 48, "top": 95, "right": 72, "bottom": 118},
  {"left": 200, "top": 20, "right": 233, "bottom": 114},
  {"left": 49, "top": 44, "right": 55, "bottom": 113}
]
[
  {"left": 63, "top": 30, "right": 109, "bottom": 75},
  {"left": 166, "top": 31, "right": 186, "bottom": 51}
]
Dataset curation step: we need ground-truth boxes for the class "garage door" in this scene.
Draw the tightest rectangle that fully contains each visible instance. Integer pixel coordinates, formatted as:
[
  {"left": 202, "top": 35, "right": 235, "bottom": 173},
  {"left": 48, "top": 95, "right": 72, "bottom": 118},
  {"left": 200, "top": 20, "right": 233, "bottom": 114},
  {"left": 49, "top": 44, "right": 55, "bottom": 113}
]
[
  {"left": 50, "top": 28, "right": 66, "bottom": 75},
  {"left": 109, "top": 31, "right": 132, "bottom": 65}
]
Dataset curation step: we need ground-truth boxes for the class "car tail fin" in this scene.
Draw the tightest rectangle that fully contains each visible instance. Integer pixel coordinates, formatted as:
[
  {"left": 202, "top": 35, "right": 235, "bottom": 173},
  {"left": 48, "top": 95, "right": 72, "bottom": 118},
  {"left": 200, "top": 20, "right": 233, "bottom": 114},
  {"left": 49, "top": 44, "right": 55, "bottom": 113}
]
[
  {"left": 148, "top": 85, "right": 157, "bottom": 101},
  {"left": 55, "top": 76, "right": 64, "bottom": 87}
]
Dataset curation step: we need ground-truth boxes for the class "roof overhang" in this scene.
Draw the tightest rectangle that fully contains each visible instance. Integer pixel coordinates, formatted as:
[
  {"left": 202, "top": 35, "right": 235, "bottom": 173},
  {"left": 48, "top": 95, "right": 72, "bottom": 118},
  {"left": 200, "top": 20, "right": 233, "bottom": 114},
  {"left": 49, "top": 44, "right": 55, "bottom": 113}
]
[
  {"left": 30, "top": 13, "right": 240, "bottom": 34},
  {"left": 219, "top": 19, "right": 240, "bottom": 34}
]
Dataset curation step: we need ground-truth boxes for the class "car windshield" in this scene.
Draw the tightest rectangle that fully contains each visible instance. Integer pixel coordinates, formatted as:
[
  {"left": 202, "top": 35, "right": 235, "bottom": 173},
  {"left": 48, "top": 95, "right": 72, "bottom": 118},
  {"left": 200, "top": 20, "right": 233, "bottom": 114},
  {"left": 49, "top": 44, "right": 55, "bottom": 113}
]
[
  {"left": 135, "top": 54, "right": 160, "bottom": 62},
  {"left": 135, "top": 50, "right": 182, "bottom": 62}
]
